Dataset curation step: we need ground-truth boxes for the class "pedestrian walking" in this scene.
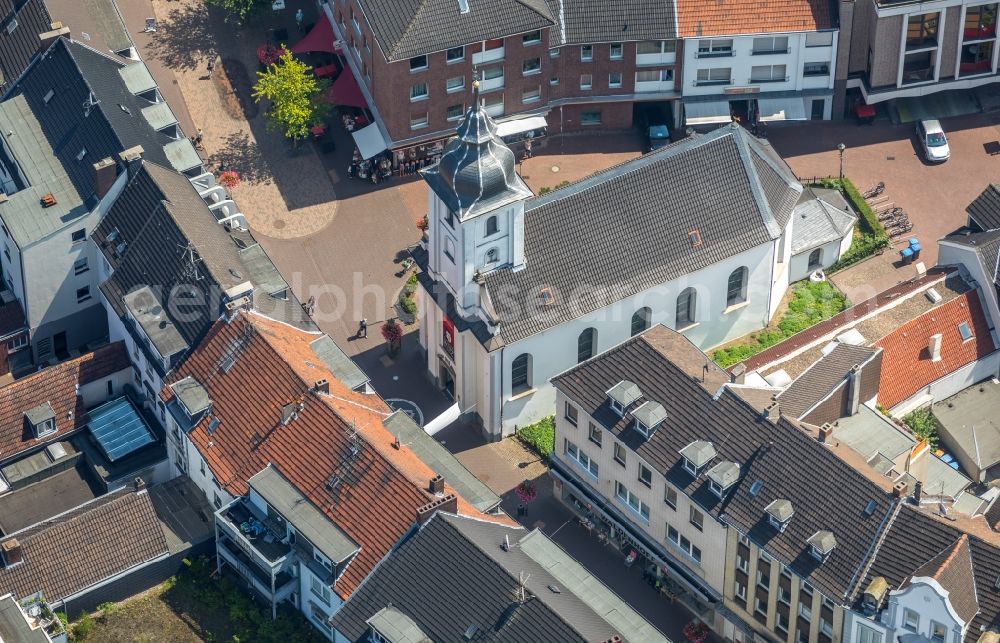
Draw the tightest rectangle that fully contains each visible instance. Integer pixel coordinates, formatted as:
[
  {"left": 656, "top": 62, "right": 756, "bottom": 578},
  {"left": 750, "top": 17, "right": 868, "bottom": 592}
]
[
  {"left": 193, "top": 128, "right": 204, "bottom": 150},
  {"left": 295, "top": 9, "right": 304, "bottom": 31},
  {"left": 358, "top": 318, "right": 368, "bottom": 338},
  {"left": 207, "top": 58, "right": 216, "bottom": 75}
]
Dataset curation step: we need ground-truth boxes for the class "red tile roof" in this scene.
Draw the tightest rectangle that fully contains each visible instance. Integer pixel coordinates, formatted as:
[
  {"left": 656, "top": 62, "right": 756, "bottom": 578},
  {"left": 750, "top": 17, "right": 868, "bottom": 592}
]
[
  {"left": 676, "top": 0, "right": 833, "bottom": 37},
  {"left": 875, "top": 291, "right": 996, "bottom": 409},
  {"left": 163, "top": 312, "right": 512, "bottom": 598},
  {"left": 0, "top": 342, "right": 131, "bottom": 464}
]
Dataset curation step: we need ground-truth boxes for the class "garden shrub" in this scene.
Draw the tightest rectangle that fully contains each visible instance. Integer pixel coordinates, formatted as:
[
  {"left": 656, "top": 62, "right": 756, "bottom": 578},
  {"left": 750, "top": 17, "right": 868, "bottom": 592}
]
[
  {"left": 903, "top": 407, "right": 939, "bottom": 449},
  {"left": 517, "top": 416, "right": 555, "bottom": 458}
]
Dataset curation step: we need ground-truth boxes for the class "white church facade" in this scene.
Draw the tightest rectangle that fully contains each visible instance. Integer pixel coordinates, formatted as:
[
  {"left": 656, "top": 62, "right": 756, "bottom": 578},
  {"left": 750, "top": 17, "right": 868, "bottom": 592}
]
[{"left": 412, "top": 83, "right": 854, "bottom": 439}]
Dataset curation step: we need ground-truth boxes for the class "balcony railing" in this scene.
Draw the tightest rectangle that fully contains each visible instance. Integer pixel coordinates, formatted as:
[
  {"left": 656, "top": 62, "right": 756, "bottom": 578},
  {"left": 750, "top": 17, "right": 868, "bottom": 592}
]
[
  {"left": 218, "top": 538, "right": 296, "bottom": 601},
  {"left": 215, "top": 500, "right": 291, "bottom": 572},
  {"left": 480, "top": 75, "right": 504, "bottom": 91},
  {"left": 751, "top": 48, "right": 790, "bottom": 55},
  {"left": 473, "top": 46, "right": 504, "bottom": 65},
  {"left": 696, "top": 50, "right": 733, "bottom": 58},
  {"left": 748, "top": 76, "right": 790, "bottom": 84}
]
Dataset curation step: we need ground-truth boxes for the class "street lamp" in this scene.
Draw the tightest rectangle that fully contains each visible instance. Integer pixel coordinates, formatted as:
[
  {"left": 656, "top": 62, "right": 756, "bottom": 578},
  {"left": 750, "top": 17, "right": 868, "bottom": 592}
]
[{"left": 837, "top": 142, "right": 846, "bottom": 180}]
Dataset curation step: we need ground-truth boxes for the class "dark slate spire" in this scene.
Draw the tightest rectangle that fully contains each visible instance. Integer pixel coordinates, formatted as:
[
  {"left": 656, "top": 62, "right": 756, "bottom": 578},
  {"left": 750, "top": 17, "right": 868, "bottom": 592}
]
[{"left": 421, "top": 80, "right": 532, "bottom": 219}]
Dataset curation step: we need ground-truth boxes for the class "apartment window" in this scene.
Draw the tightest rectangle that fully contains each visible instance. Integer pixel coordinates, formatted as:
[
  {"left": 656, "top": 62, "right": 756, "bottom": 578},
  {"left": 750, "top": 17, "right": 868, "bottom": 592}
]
[
  {"left": 636, "top": 69, "right": 673, "bottom": 82},
  {"left": 577, "top": 327, "right": 596, "bottom": 362},
  {"left": 409, "top": 55, "right": 428, "bottom": 71},
  {"left": 664, "top": 485, "right": 677, "bottom": 509},
  {"left": 930, "top": 622, "right": 948, "bottom": 642},
  {"left": 609, "top": 72, "right": 622, "bottom": 88},
  {"left": 907, "top": 13, "right": 939, "bottom": 49},
  {"left": 966, "top": 5, "right": 998, "bottom": 40},
  {"left": 200, "top": 458, "right": 206, "bottom": 476},
  {"left": 858, "top": 624, "right": 882, "bottom": 643},
  {"left": 523, "top": 30, "right": 541, "bottom": 45},
  {"left": 483, "top": 92, "right": 504, "bottom": 116},
  {"left": 522, "top": 87, "right": 541, "bottom": 104},
  {"left": 580, "top": 73, "right": 593, "bottom": 90},
  {"left": 697, "top": 39, "right": 733, "bottom": 56},
  {"left": 447, "top": 76, "right": 465, "bottom": 93},
  {"left": 564, "top": 402, "right": 578, "bottom": 426},
  {"left": 446, "top": 104, "right": 464, "bottom": 121},
  {"left": 410, "top": 113, "right": 428, "bottom": 130},
  {"left": 71, "top": 229, "right": 86, "bottom": 243},
  {"left": 565, "top": 439, "right": 598, "bottom": 477},
  {"left": 752, "top": 36, "right": 788, "bottom": 54},
  {"left": 689, "top": 507, "right": 704, "bottom": 531},
  {"left": 310, "top": 576, "right": 331, "bottom": 604},
  {"left": 735, "top": 579, "right": 747, "bottom": 600},
  {"left": 754, "top": 597, "right": 768, "bottom": 618},
  {"left": 581, "top": 44, "right": 593, "bottom": 61},
  {"left": 726, "top": 267, "right": 748, "bottom": 306},
  {"left": 736, "top": 553, "right": 748, "bottom": 572},
  {"left": 444, "top": 209, "right": 455, "bottom": 228},
  {"left": 549, "top": 47, "right": 560, "bottom": 58},
  {"left": 523, "top": 57, "right": 541, "bottom": 75},
  {"left": 819, "top": 617, "right": 833, "bottom": 638},
  {"left": 696, "top": 67, "right": 731, "bottom": 84},
  {"left": 615, "top": 481, "right": 650, "bottom": 521},
  {"left": 483, "top": 65, "right": 504, "bottom": 81},
  {"left": 750, "top": 64, "right": 786, "bottom": 82},
  {"left": 666, "top": 523, "right": 702, "bottom": 563},
  {"left": 803, "top": 62, "right": 830, "bottom": 77},
  {"left": 588, "top": 422, "right": 602, "bottom": 447},
  {"left": 637, "top": 40, "right": 676, "bottom": 55},
  {"left": 610, "top": 42, "right": 623, "bottom": 59},
  {"left": 7, "top": 335, "right": 27, "bottom": 351},
  {"left": 76, "top": 286, "right": 91, "bottom": 303},
  {"left": 581, "top": 110, "right": 601, "bottom": 125},
  {"left": 638, "top": 464, "right": 652, "bottom": 487},
  {"left": 511, "top": 354, "right": 530, "bottom": 392},
  {"left": 614, "top": 442, "right": 627, "bottom": 466},
  {"left": 776, "top": 611, "right": 789, "bottom": 633},
  {"left": 676, "top": 288, "right": 696, "bottom": 327},
  {"left": 902, "top": 609, "right": 920, "bottom": 632},
  {"left": 805, "top": 31, "right": 834, "bottom": 47},
  {"left": 213, "top": 492, "right": 221, "bottom": 509},
  {"left": 410, "top": 83, "right": 428, "bottom": 101},
  {"left": 798, "top": 602, "right": 813, "bottom": 621},
  {"left": 446, "top": 45, "right": 464, "bottom": 62},
  {"left": 73, "top": 257, "right": 89, "bottom": 275}
]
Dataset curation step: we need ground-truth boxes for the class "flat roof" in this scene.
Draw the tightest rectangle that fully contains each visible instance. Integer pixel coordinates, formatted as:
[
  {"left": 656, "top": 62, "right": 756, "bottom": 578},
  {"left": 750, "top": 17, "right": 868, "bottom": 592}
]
[
  {"left": 117, "top": 61, "right": 156, "bottom": 95},
  {"left": 141, "top": 102, "right": 179, "bottom": 132},
  {"left": 163, "top": 138, "right": 201, "bottom": 173},
  {"left": 310, "top": 335, "right": 370, "bottom": 391},
  {"left": 170, "top": 376, "right": 211, "bottom": 418},
  {"left": 123, "top": 286, "right": 188, "bottom": 358},
  {"left": 0, "top": 594, "right": 50, "bottom": 643},
  {"left": 0, "top": 465, "right": 101, "bottom": 535},
  {"left": 933, "top": 380, "right": 1000, "bottom": 469},
  {"left": 248, "top": 465, "right": 359, "bottom": 564}
]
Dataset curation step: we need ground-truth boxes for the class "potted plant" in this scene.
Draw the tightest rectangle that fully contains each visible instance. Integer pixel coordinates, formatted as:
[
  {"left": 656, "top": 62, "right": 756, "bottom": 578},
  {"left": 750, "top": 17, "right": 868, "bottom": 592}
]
[
  {"left": 218, "top": 170, "right": 241, "bottom": 190},
  {"left": 515, "top": 479, "right": 537, "bottom": 503},
  {"left": 417, "top": 214, "right": 429, "bottom": 246},
  {"left": 381, "top": 319, "right": 403, "bottom": 357},
  {"left": 683, "top": 620, "right": 710, "bottom": 643}
]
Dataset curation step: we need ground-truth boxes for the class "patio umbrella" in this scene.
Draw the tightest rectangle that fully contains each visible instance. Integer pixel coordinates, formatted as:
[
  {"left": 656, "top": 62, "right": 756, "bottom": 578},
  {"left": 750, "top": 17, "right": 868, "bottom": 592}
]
[
  {"left": 290, "top": 17, "right": 338, "bottom": 55},
  {"left": 323, "top": 70, "right": 367, "bottom": 109}
]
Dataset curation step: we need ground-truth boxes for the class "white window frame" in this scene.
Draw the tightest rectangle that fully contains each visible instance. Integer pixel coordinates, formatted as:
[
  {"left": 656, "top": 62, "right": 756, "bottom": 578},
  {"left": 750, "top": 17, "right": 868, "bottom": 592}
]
[
  {"left": 410, "top": 83, "right": 429, "bottom": 101},
  {"left": 609, "top": 71, "right": 622, "bottom": 88},
  {"left": 697, "top": 39, "right": 733, "bottom": 57},
  {"left": 410, "top": 113, "right": 429, "bottom": 130},
  {"left": 615, "top": 481, "right": 650, "bottom": 522},
  {"left": 581, "top": 44, "right": 593, "bottom": 61},
  {"left": 610, "top": 42, "right": 623, "bottom": 59},
  {"left": 580, "top": 73, "right": 593, "bottom": 90},
  {"left": 446, "top": 76, "right": 465, "bottom": 93}
]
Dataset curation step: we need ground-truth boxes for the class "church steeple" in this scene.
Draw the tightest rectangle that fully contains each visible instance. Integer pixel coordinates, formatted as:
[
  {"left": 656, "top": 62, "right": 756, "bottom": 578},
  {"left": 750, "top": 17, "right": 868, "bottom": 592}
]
[{"left": 421, "top": 80, "right": 532, "bottom": 220}]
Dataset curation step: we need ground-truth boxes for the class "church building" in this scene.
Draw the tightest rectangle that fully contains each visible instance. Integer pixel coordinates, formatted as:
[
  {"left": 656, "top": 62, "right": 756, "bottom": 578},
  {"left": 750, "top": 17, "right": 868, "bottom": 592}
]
[{"left": 412, "top": 82, "right": 852, "bottom": 439}]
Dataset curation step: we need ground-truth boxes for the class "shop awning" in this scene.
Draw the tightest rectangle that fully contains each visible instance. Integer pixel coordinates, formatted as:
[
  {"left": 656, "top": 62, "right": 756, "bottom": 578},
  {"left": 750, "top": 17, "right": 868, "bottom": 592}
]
[
  {"left": 352, "top": 123, "right": 388, "bottom": 160},
  {"left": 290, "top": 16, "right": 338, "bottom": 54},
  {"left": 496, "top": 115, "right": 548, "bottom": 138},
  {"left": 324, "top": 70, "right": 367, "bottom": 109},
  {"left": 684, "top": 100, "right": 732, "bottom": 126},
  {"left": 758, "top": 97, "right": 807, "bottom": 122}
]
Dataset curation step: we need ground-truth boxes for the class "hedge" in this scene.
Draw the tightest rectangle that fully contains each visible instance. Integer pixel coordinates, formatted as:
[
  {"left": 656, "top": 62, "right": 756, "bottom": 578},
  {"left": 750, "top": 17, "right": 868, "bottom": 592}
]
[
  {"left": 814, "top": 178, "right": 890, "bottom": 272},
  {"left": 516, "top": 416, "right": 555, "bottom": 458}
]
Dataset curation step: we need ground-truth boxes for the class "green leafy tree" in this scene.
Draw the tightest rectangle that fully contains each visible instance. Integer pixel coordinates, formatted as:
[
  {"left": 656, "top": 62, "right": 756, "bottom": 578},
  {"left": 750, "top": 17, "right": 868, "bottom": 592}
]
[
  {"left": 252, "top": 51, "right": 330, "bottom": 141},
  {"left": 205, "top": 0, "right": 267, "bottom": 23}
]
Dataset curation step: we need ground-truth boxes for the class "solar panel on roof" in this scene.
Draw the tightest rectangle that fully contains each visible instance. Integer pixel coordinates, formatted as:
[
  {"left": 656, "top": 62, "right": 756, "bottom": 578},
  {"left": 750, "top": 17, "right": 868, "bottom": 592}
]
[
  {"left": 864, "top": 500, "right": 877, "bottom": 516},
  {"left": 748, "top": 480, "right": 763, "bottom": 497},
  {"left": 87, "top": 397, "right": 155, "bottom": 462}
]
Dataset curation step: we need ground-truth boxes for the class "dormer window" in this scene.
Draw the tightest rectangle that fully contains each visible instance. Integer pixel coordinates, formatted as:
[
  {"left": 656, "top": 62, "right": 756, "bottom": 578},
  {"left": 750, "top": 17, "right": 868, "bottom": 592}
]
[
  {"left": 706, "top": 461, "right": 740, "bottom": 497},
  {"left": 24, "top": 402, "right": 56, "bottom": 439},
  {"left": 631, "top": 401, "right": 666, "bottom": 438},
  {"left": 606, "top": 380, "right": 642, "bottom": 416},
  {"left": 679, "top": 440, "right": 716, "bottom": 477},
  {"left": 766, "top": 498, "right": 794, "bottom": 532},
  {"left": 807, "top": 530, "right": 837, "bottom": 561}
]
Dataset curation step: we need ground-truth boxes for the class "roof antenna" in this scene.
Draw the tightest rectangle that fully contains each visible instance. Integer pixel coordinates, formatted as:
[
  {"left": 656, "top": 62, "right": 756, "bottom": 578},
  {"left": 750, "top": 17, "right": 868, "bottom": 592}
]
[
  {"left": 517, "top": 570, "right": 530, "bottom": 602},
  {"left": 502, "top": 534, "right": 510, "bottom": 551}
]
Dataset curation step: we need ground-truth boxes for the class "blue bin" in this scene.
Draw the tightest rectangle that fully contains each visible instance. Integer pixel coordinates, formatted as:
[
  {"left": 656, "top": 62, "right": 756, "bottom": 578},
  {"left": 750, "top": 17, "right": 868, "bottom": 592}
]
[
  {"left": 911, "top": 243, "right": 921, "bottom": 260},
  {"left": 901, "top": 247, "right": 914, "bottom": 264},
  {"left": 909, "top": 237, "right": 919, "bottom": 247}
]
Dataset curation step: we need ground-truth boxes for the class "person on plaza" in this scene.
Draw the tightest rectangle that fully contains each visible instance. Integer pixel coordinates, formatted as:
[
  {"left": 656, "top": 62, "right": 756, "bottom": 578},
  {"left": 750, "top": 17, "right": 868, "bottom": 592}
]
[
  {"left": 358, "top": 318, "right": 368, "bottom": 338},
  {"left": 295, "top": 9, "right": 304, "bottom": 31},
  {"left": 193, "top": 128, "right": 204, "bottom": 150}
]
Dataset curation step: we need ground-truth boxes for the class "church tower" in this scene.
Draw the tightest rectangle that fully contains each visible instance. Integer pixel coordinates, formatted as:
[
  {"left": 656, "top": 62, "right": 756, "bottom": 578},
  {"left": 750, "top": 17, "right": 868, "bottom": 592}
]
[{"left": 421, "top": 81, "right": 533, "bottom": 315}]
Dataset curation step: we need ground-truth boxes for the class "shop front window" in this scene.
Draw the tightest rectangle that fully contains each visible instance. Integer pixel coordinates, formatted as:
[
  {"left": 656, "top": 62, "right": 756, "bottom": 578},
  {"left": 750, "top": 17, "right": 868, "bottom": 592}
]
[{"left": 960, "top": 41, "right": 994, "bottom": 75}]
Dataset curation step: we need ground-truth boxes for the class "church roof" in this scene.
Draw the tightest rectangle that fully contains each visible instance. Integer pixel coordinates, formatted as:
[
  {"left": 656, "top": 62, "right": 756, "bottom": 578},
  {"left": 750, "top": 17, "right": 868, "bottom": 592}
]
[
  {"left": 483, "top": 123, "right": 801, "bottom": 345},
  {"left": 421, "top": 83, "right": 533, "bottom": 219}
]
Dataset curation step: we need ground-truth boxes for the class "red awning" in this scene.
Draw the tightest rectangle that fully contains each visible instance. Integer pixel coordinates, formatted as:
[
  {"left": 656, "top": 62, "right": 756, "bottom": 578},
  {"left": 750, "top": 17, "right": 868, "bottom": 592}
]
[
  {"left": 324, "top": 70, "right": 367, "bottom": 109},
  {"left": 290, "top": 17, "right": 338, "bottom": 54}
]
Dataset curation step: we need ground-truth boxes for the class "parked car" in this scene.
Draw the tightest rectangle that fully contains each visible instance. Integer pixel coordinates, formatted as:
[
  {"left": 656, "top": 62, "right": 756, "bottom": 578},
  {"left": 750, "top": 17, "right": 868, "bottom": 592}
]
[
  {"left": 916, "top": 119, "right": 950, "bottom": 162},
  {"left": 648, "top": 124, "right": 670, "bottom": 151}
]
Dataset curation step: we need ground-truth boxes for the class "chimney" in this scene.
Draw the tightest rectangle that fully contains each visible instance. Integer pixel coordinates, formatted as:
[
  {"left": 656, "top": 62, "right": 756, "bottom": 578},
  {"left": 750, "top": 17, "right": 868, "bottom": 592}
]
[
  {"left": 892, "top": 480, "right": 908, "bottom": 498},
  {"left": 929, "top": 333, "right": 943, "bottom": 362},
  {"left": 92, "top": 157, "right": 116, "bottom": 199},
  {"left": 416, "top": 493, "right": 458, "bottom": 524},
  {"left": 313, "top": 379, "right": 329, "bottom": 395},
  {"left": 133, "top": 476, "right": 146, "bottom": 491},
  {"left": 119, "top": 145, "right": 144, "bottom": 163},
  {"left": 763, "top": 400, "right": 779, "bottom": 423},
  {"left": 732, "top": 363, "right": 746, "bottom": 385},
  {"left": 280, "top": 402, "right": 297, "bottom": 425},
  {"left": 40, "top": 193, "right": 57, "bottom": 208},
  {"left": 847, "top": 364, "right": 862, "bottom": 416},
  {"left": 913, "top": 480, "right": 923, "bottom": 505},
  {"left": 429, "top": 474, "right": 445, "bottom": 495},
  {"left": 37, "top": 24, "right": 70, "bottom": 53},
  {"left": 1, "top": 539, "right": 23, "bottom": 568},
  {"left": 819, "top": 423, "right": 834, "bottom": 443}
]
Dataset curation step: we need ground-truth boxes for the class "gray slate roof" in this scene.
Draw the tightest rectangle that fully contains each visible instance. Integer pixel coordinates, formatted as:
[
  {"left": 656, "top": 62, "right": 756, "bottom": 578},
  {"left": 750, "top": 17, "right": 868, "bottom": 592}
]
[
  {"left": 544, "top": 0, "right": 677, "bottom": 45},
  {"left": 360, "top": 0, "right": 553, "bottom": 61},
  {"left": 331, "top": 512, "right": 667, "bottom": 643},
  {"left": 94, "top": 161, "right": 314, "bottom": 373},
  {"left": 381, "top": 410, "right": 501, "bottom": 513},
  {"left": 484, "top": 124, "right": 802, "bottom": 345},
  {"left": 0, "top": 0, "right": 51, "bottom": 92},
  {"left": 791, "top": 187, "right": 856, "bottom": 254},
  {"left": 775, "top": 343, "right": 879, "bottom": 420},
  {"left": 551, "top": 325, "right": 896, "bottom": 601},
  {"left": 967, "top": 183, "right": 1000, "bottom": 231}
]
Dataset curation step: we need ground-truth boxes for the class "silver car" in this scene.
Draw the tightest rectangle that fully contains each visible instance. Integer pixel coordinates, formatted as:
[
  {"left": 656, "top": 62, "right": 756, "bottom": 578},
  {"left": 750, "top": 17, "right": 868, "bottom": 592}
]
[{"left": 916, "top": 119, "right": 950, "bottom": 162}]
